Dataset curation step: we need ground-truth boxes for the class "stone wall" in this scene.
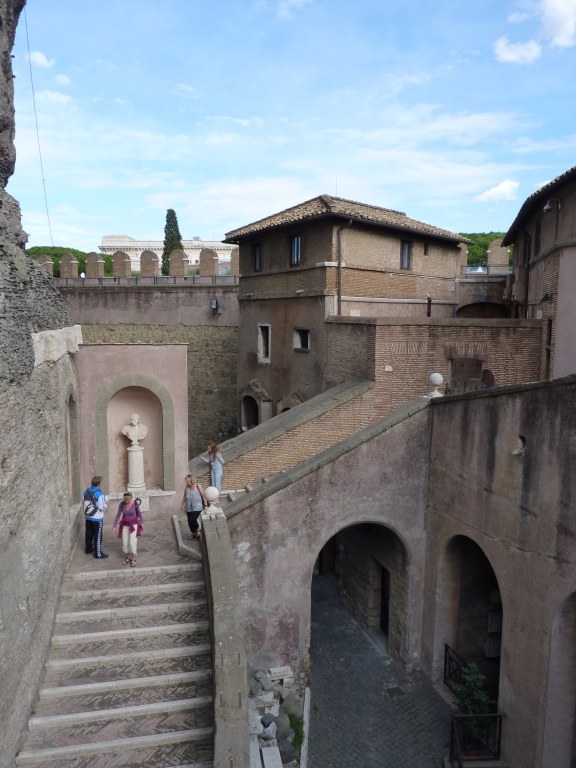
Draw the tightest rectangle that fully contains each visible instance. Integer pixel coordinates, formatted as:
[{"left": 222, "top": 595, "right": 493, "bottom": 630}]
[
  {"left": 423, "top": 376, "right": 576, "bottom": 767},
  {"left": 0, "top": 5, "right": 83, "bottom": 763},
  {"left": 81, "top": 324, "right": 238, "bottom": 456}
]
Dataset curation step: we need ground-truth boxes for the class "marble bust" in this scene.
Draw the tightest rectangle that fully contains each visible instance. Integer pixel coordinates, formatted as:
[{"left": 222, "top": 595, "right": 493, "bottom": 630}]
[{"left": 121, "top": 413, "right": 148, "bottom": 446}]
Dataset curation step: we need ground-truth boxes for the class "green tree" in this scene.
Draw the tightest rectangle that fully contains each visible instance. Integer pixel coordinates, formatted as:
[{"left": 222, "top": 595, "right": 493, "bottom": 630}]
[
  {"left": 459, "top": 232, "right": 509, "bottom": 266},
  {"left": 162, "top": 209, "right": 183, "bottom": 275}
]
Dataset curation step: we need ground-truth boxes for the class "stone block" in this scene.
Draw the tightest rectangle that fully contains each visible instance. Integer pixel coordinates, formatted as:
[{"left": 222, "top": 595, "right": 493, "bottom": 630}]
[{"left": 261, "top": 746, "right": 283, "bottom": 768}]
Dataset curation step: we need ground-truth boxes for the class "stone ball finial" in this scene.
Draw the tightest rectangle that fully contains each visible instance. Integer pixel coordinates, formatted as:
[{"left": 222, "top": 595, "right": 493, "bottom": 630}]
[
  {"left": 205, "top": 486, "right": 220, "bottom": 504},
  {"left": 429, "top": 372, "right": 444, "bottom": 398}
]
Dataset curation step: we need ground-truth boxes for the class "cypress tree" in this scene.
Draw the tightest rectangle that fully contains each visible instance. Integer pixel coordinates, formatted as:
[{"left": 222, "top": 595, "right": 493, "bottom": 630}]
[{"left": 162, "top": 209, "right": 184, "bottom": 275}]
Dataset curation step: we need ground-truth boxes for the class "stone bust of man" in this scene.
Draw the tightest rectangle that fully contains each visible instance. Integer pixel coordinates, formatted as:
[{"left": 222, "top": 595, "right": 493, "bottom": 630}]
[{"left": 121, "top": 413, "right": 148, "bottom": 446}]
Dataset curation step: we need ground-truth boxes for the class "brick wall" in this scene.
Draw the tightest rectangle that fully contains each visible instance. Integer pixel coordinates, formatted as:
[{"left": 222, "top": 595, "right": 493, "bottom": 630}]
[{"left": 81, "top": 324, "right": 238, "bottom": 456}]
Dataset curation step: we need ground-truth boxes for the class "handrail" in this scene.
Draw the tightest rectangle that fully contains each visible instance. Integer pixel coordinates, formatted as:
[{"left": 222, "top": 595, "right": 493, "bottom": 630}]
[{"left": 444, "top": 643, "right": 467, "bottom": 692}]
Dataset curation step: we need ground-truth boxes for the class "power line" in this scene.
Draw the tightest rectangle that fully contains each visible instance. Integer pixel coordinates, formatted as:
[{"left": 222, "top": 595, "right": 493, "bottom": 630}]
[{"left": 23, "top": 6, "right": 53, "bottom": 247}]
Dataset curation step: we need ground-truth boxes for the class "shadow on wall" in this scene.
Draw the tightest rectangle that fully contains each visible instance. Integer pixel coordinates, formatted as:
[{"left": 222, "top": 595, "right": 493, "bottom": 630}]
[{"left": 107, "top": 386, "right": 163, "bottom": 491}]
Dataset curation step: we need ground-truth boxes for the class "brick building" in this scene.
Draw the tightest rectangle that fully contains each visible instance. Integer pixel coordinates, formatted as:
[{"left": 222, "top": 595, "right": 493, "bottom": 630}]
[
  {"left": 224, "top": 195, "right": 531, "bottom": 428},
  {"left": 503, "top": 164, "right": 576, "bottom": 379}
]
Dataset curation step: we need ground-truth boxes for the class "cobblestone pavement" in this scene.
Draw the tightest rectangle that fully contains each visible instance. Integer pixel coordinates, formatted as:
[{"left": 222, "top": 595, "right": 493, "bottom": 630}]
[{"left": 308, "top": 575, "right": 453, "bottom": 768}]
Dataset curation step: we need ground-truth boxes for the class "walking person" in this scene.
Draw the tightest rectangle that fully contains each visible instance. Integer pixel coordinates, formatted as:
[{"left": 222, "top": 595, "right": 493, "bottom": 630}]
[
  {"left": 181, "top": 475, "right": 206, "bottom": 540},
  {"left": 112, "top": 492, "right": 143, "bottom": 567},
  {"left": 201, "top": 442, "right": 225, "bottom": 490},
  {"left": 83, "top": 475, "right": 108, "bottom": 559}
]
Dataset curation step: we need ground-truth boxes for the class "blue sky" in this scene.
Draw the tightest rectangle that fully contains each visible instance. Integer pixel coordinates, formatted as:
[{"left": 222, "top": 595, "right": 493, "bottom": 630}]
[{"left": 7, "top": 0, "right": 576, "bottom": 252}]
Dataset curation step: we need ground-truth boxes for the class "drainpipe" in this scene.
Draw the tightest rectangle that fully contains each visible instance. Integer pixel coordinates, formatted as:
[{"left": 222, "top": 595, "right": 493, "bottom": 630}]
[{"left": 337, "top": 220, "right": 352, "bottom": 316}]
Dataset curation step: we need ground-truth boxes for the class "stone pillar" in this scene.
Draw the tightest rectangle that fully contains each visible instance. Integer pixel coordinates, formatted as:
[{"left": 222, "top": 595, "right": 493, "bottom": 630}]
[
  {"left": 140, "top": 249, "right": 160, "bottom": 277},
  {"left": 85, "top": 251, "right": 104, "bottom": 278},
  {"left": 60, "top": 253, "right": 78, "bottom": 279},
  {"left": 35, "top": 253, "right": 53, "bottom": 276},
  {"left": 230, "top": 247, "right": 239, "bottom": 276},
  {"left": 199, "top": 248, "right": 218, "bottom": 277},
  {"left": 169, "top": 248, "right": 187, "bottom": 277},
  {"left": 127, "top": 446, "right": 146, "bottom": 495},
  {"left": 112, "top": 250, "right": 132, "bottom": 278}
]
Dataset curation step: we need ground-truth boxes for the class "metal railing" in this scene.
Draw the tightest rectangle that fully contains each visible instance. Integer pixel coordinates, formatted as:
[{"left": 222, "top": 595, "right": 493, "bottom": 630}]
[
  {"left": 450, "top": 713, "right": 503, "bottom": 765},
  {"left": 444, "top": 643, "right": 467, "bottom": 693}
]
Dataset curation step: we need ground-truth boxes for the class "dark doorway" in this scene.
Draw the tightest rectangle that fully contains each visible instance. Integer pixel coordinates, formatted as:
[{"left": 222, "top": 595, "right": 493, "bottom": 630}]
[
  {"left": 380, "top": 566, "right": 390, "bottom": 634},
  {"left": 241, "top": 395, "right": 259, "bottom": 430}
]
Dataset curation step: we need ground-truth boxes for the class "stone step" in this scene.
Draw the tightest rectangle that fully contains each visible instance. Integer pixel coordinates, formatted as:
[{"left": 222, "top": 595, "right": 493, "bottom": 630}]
[
  {"left": 62, "top": 562, "right": 203, "bottom": 590},
  {"left": 16, "top": 728, "right": 214, "bottom": 767},
  {"left": 24, "top": 699, "right": 213, "bottom": 749},
  {"left": 34, "top": 674, "right": 213, "bottom": 716},
  {"left": 42, "top": 645, "right": 212, "bottom": 688},
  {"left": 51, "top": 604, "right": 209, "bottom": 636},
  {"left": 49, "top": 621, "right": 210, "bottom": 660},
  {"left": 59, "top": 581, "right": 206, "bottom": 611},
  {"left": 56, "top": 599, "right": 208, "bottom": 624}
]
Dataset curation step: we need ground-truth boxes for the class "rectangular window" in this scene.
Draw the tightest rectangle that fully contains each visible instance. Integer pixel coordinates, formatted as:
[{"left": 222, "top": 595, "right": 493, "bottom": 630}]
[
  {"left": 252, "top": 243, "right": 262, "bottom": 272},
  {"left": 257, "top": 324, "right": 271, "bottom": 363},
  {"left": 400, "top": 240, "right": 412, "bottom": 270},
  {"left": 293, "top": 328, "right": 310, "bottom": 352},
  {"left": 423, "top": 242, "right": 430, "bottom": 255},
  {"left": 290, "top": 235, "right": 301, "bottom": 267}
]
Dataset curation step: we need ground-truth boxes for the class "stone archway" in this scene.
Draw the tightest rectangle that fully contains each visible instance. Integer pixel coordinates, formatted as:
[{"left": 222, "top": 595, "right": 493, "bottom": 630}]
[
  {"left": 94, "top": 374, "right": 176, "bottom": 492},
  {"left": 542, "top": 592, "right": 576, "bottom": 765},
  {"left": 434, "top": 536, "right": 503, "bottom": 702},
  {"left": 314, "top": 522, "right": 410, "bottom": 663}
]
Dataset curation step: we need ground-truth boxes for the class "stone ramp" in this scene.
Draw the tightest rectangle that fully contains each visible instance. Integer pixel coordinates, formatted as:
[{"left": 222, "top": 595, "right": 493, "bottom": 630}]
[{"left": 16, "top": 523, "right": 214, "bottom": 768}]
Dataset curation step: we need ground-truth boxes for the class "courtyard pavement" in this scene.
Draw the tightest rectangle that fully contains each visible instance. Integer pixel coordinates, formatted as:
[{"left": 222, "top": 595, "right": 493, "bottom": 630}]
[{"left": 308, "top": 575, "right": 453, "bottom": 768}]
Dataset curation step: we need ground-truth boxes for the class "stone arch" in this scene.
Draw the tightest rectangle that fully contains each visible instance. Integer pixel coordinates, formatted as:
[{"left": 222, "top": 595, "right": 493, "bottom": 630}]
[
  {"left": 241, "top": 395, "right": 260, "bottom": 430},
  {"left": 432, "top": 535, "right": 503, "bottom": 701},
  {"left": 312, "top": 521, "right": 411, "bottom": 663},
  {"left": 456, "top": 302, "right": 508, "bottom": 319},
  {"left": 542, "top": 591, "right": 576, "bottom": 765},
  {"left": 94, "top": 374, "right": 176, "bottom": 491}
]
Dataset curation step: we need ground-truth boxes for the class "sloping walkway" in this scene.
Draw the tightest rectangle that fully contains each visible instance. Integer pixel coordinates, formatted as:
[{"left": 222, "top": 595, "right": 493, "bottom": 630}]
[
  {"left": 308, "top": 575, "right": 452, "bottom": 768},
  {"left": 16, "top": 521, "right": 214, "bottom": 768}
]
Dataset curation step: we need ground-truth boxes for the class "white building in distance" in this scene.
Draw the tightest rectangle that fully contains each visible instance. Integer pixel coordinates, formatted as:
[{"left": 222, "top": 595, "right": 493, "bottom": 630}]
[{"left": 99, "top": 235, "right": 235, "bottom": 270}]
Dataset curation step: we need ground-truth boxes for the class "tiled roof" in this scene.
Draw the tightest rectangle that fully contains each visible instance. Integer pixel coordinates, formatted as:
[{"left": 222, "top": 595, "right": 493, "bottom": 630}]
[
  {"left": 502, "top": 164, "right": 576, "bottom": 246},
  {"left": 224, "top": 195, "right": 470, "bottom": 244}
]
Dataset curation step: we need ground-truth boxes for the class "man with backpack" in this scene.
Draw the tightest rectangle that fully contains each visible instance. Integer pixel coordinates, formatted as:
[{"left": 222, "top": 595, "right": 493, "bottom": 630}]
[{"left": 83, "top": 475, "right": 109, "bottom": 559}]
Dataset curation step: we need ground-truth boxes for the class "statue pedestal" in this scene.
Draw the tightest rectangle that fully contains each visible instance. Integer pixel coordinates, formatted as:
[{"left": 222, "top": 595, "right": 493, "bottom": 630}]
[{"left": 127, "top": 445, "right": 146, "bottom": 495}]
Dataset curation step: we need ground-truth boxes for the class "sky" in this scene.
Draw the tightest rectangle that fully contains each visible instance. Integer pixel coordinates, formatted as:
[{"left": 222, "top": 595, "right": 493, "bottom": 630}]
[{"left": 7, "top": 0, "right": 576, "bottom": 252}]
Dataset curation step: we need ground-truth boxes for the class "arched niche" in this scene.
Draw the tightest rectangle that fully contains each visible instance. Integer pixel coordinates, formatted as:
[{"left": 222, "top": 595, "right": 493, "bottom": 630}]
[
  {"left": 94, "top": 374, "right": 176, "bottom": 492},
  {"left": 434, "top": 536, "right": 503, "bottom": 702}
]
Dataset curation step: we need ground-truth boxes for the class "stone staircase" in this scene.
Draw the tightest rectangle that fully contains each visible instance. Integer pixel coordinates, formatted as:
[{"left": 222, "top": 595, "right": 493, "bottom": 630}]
[{"left": 16, "top": 560, "right": 214, "bottom": 768}]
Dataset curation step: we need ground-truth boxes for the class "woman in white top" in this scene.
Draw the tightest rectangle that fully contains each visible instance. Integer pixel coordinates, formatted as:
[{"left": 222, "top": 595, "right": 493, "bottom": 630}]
[{"left": 201, "top": 442, "right": 225, "bottom": 490}]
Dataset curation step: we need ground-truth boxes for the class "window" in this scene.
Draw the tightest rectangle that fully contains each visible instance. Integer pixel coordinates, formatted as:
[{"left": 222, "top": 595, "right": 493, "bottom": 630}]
[
  {"left": 252, "top": 243, "right": 262, "bottom": 272},
  {"left": 290, "top": 235, "right": 301, "bottom": 267},
  {"left": 400, "top": 240, "right": 412, "bottom": 270},
  {"left": 293, "top": 328, "right": 310, "bottom": 352},
  {"left": 257, "top": 324, "right": 271, "bottom": 363},
  {"left": 423, "top": 242, "right": 430, "bottom": 255}
]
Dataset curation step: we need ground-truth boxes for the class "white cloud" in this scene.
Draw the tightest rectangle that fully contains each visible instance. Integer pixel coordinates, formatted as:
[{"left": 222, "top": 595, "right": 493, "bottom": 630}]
[
  {"left": 174, "top": 83, "right": 200, "bottom": 99},
  {"left": 494, "top": 36, "right": 542, "bottom": 63},
  {"left": 36, "top": 90, "right": 73, "bottom": 106},
  {"left": 29, "top": 51, "right": 55, "bottom": 68},
  {"left": 475, "top": 180, "right": 520, "bottom": 201},
  {"left": 276, "top": 0, "right": 311, "bottom": 21},
  {"left": 55, "top": 74, "right": 71, "bottom": 86},
  {"left": 541, "top": 0, "right": 576, "bottom": 47}
]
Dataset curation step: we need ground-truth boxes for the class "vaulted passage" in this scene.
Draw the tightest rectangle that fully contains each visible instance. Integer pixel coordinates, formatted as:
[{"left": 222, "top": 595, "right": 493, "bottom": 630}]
[{"left": 308, "top": 572, "right": 451, "bottom": 766}]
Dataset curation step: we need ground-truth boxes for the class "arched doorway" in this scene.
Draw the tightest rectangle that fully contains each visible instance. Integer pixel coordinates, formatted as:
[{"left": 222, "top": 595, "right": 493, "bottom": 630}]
[
  {"left": 241, "top": 395, "right": 259, "bottom": 430},
  {"left": 436, "top": 536, "right": 502, "bottom": 702},
  {"left": 542, "top": 592, "right": 576, "bottom": 765},
  {"left": 314, "top": 522, "right": 408, "bottom": 660}
]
